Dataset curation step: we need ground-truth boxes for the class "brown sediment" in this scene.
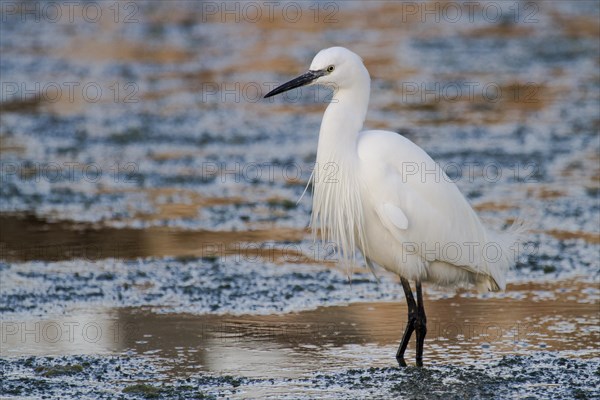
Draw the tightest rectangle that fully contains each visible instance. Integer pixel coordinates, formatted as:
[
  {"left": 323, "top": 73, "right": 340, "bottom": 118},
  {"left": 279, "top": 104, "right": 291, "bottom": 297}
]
[
  {"left": 550, "top": 12, "right": 600, "bottom": 39},
  {"left": 17, "top": 29, "right": 190, "bottom": 117},
  {"left": 366, "top": 119, "right": 394, "bottom": 131},
  {"left": 58, "top": 38, "right": 191, "bottom": 64},
  {"left": 466, "top": 24, "right": 534, "bottom": 38},
  {"left": 138, "top": 188, "right": 246, "bottom": 222},
  {"left": 267, "top": 103, "right": 328, "bottom": 115},
  {"left": 474, "top": 202, "right": 517, "bottom": 212},
  {"left": 388, "top": 81, "right": 552, "bottom": 126},
  {"left": 0, "top": 98, "right": 42, "bottom": 113},
  {"left": 496, "top": 83, "right": 549, "bottom": 112},
  {"left": 560, "top": 151, "right": 600, "bottom": 182},
  {"left": 380, "top": 102, "right": 441, "bottom": 113},
  {"left": 91, "top": 188, "right": 247, "bottom": 225},
  {"left": 246, "top": 1, "right": 451, "bottom": 35},
  {"left": 545, "top": 229, "right": 600, "bottom": 244},
  {"left": 0, "top": 213, "right": 310, "bottom": 263},
  {"left": 464, "top": 82, "right": 550, "bottom": 118},
  {"left": 147, "top": 151, "right": 200, "bottom": 162},
  {"left": 284, "top": 177, "right": 307, "bottom": 187},
  {"left": 242, "top": 3, "right": 421, "bottom": 81},
  {"left": 535, "top": 188, "right": 566, "bottom": 199},
  {"left": 0, "top": 136, "right": 26, "bottom": 154},
  {"left": 525, "top": 187, "right": 567, "bottom": 200},
  {"left": 234, "top": 54, "right": 303, "bottom": 75},
  {"left": 139, "top": 69, "right": 222, "bottom": 105}
]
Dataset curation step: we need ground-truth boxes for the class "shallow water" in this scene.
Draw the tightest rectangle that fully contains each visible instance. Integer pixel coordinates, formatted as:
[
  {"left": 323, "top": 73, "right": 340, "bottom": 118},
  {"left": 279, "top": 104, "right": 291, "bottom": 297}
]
[
  {"left": 1, "top": 1, "right": 599, "bottom": 399},
  {"left": 3, "top": 284, "right": 598, "bottom": 375},
  {"left": 2, "top": 289, "right": 599, "bottom": 398}
]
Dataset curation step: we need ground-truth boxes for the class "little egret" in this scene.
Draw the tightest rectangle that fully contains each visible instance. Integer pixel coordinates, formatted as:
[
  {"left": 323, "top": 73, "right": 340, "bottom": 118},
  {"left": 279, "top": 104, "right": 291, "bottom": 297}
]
[{"left": 264, "top": 47, "right": 518, "bottom": 367}]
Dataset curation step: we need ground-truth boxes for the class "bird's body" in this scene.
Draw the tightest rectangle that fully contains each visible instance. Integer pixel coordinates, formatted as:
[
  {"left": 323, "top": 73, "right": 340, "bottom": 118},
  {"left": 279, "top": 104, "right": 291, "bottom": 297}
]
[
  {"left": 265, "top": 47, "right": 518, "bottom": 366},
  {"left": 320, "top": 129, "right": 509, "bottom": 290}
]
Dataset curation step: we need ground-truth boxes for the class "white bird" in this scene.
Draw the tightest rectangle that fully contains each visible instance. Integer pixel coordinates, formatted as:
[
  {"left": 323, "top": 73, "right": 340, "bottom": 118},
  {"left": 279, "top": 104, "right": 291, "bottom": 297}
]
[{"left": 264, "top": 47, "right": 518, "bottom": 367}]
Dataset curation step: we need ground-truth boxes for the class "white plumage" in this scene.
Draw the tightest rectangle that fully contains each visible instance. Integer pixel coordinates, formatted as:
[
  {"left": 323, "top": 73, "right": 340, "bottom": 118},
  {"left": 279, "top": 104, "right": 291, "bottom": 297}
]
[{"left": 265, "top": 46, "right": 519, "bottom": 366}]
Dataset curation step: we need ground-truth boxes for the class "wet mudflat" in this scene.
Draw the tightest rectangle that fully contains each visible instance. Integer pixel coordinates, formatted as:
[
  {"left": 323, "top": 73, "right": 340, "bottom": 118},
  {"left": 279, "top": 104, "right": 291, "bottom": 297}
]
[
  {"left": 1, "top": 232, "right": 598, "bottom": 399},
  {"left": 1, "top": 1, "right": 599, "bottom": 399},
  {"left": 1, "top": 270, "right": 598, "bottom": 398},
  {"left": 1, "top": 289, "right": 599, "bottom": 399}
]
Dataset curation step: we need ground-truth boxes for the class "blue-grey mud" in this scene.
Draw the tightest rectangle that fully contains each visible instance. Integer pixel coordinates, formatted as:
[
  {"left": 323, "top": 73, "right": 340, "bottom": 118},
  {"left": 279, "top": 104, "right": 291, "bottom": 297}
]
[{"left": 1, "top": 1, "right": 599, "bottom": 399}]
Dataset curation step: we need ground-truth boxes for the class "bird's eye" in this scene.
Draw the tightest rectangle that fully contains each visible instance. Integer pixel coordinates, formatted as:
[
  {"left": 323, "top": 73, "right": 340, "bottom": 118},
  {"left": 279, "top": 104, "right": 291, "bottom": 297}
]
[{"left": 326, "top": 65, "right": 335, "bottom": 73}]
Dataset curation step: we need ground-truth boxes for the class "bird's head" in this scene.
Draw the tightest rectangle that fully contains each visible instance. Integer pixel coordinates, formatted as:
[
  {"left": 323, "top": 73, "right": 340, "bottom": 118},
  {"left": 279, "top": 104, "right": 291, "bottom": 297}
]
[{"left": 264, "top": 47, "right": 367, "bottom": 98}]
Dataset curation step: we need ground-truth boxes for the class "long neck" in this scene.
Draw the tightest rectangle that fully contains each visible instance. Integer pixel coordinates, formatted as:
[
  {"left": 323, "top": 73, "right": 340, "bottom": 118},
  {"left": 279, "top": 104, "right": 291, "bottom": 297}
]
[
  {"left": 310, "top": 67, "right": 371, "bottom": 268},
  {"left": 316, "top": 72, "right": 371, "bottom": 164}
]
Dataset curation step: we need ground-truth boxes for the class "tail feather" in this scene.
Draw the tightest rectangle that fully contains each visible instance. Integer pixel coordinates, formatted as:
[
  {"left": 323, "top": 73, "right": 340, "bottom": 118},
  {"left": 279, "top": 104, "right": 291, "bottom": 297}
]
[{"left": 481, "top": 218, "right": 527, "bottom": 291}]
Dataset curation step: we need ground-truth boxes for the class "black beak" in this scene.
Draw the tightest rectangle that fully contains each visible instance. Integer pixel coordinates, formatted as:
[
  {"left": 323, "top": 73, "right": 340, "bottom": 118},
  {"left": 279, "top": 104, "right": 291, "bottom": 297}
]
[{"left": 264, "top": 70, "right": 325, "bottom": 98}]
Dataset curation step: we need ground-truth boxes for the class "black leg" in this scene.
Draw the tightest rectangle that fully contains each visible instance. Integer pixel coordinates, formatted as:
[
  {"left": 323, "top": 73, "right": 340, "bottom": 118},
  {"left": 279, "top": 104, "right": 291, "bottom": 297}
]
[
  {"left": 415, "top": 281, "right": 427, "bottom": 367},
  {"left": 396, "top": 278, "right": 417, "bottom": 367}
]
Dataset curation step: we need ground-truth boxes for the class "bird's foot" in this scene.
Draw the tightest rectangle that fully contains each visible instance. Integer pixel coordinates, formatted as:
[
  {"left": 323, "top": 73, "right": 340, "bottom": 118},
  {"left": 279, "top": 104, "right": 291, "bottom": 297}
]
[
  {"left": 396, "top": 356, "right": 423, "bottom": 368},
  {"left": 396, "top": 356, "right": 408, "bottom": 368}
]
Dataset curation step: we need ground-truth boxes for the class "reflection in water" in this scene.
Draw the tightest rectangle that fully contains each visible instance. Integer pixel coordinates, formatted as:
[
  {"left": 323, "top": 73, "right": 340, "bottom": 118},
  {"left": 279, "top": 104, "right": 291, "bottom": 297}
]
[
  {"left": 0, "top": 214, "right": 306, "bottom": 262},
  {"left": 3, "top": 283, "right": 597, "bottom": 379},
  {"left": 1, "top": 310, "right": 124, "bottom": 357}
]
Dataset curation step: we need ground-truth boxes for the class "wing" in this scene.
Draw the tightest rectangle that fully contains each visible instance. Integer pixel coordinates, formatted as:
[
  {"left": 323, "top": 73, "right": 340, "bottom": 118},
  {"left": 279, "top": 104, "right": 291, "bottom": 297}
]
[{"left": 357, "top": 130, "right": 495, "bottom": 276}]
